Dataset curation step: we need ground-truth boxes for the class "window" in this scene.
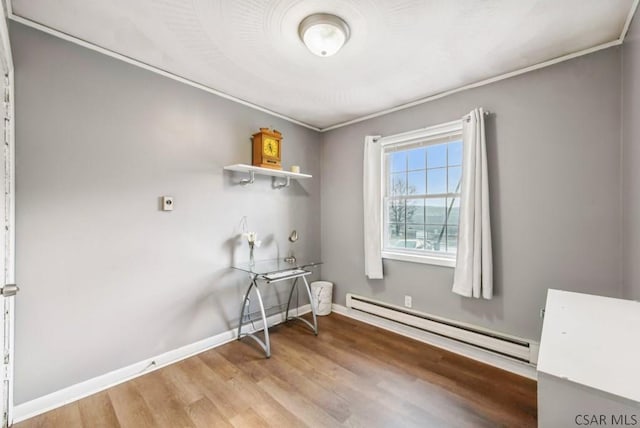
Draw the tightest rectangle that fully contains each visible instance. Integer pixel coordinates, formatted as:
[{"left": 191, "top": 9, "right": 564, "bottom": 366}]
[{"left": 381, "top": 121, "right": 463, "bottom": 267}]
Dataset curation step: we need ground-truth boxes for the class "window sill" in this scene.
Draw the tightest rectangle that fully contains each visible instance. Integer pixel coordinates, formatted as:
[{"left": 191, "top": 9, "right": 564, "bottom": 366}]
[{"left": 382, "top": 251, "right": 456, "bottom": 268}]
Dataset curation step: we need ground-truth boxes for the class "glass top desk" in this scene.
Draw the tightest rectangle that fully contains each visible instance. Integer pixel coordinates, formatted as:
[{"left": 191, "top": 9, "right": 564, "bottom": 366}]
[{"left": 231, "top": 258, "right": 322, "bottom": 358}]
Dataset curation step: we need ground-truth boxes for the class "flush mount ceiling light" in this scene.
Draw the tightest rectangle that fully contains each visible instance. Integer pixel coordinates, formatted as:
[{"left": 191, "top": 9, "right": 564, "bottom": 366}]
[{"left": 298, "top": 13, "right": 350, "bottom": 57}]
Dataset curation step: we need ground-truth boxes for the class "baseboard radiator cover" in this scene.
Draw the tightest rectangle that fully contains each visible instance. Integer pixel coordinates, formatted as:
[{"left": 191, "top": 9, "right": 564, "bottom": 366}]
[{"left": 346, "top": 294, "right": 538, "bottom": 364}]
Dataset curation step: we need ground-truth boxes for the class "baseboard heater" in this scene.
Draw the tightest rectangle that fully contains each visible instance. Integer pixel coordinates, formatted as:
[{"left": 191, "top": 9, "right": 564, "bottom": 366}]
[{"left": 346, "top": 294, "right": 538, "bottom": 364}]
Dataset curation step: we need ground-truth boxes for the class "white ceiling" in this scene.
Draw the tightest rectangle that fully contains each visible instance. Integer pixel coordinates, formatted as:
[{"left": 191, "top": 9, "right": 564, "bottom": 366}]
[{"left": 10, "top": 0, "right": 637, "bottom": 130}]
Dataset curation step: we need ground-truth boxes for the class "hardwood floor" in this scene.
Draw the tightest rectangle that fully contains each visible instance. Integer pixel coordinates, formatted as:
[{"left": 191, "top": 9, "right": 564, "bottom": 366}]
[{"left": 15, "top": 313, "right": 537, "bottom": 427}]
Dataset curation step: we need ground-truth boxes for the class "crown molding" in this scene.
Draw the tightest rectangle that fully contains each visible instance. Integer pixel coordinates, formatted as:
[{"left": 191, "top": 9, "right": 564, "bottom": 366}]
[
  {"left": 319, "top": 39, "right": 622, "bottom": 132},
  {"left": 7, "top": 13, "right": 322, "bottom": 132},
  {"left": 8, "top": 1, "right": 639, "bottom": 133},
  {"left": 620, "top": 0, "right": 640, "bottom": 42}
]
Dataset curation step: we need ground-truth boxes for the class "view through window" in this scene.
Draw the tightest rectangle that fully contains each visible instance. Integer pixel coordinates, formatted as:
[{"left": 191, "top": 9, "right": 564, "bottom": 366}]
[{"left": 383, "top": 136, "right": 462, "bottom": 259}]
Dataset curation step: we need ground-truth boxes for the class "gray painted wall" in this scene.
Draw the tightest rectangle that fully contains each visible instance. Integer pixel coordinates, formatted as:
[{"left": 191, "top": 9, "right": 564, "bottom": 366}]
[
  {"left": 12, "top": 22, "right": 322, "bottom": 404},
  {"left": 623, "top": 16, "right": 640, "bottom": 301},
  {"left": 12, "top": 14, "right": 633, "bottom": 406},
  {"left": 321, "top": 48, "right": 623, "bottom": 341}
]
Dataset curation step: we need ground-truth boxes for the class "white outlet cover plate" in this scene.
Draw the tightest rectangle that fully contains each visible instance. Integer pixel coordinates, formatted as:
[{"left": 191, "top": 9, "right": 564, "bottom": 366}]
[{"left": 162, "top": 196, "right": 174, "bottom": 211}]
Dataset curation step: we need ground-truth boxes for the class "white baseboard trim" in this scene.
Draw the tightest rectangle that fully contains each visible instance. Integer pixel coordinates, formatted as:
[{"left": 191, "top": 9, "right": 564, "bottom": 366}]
[
  {"left": 13, "top": 304, "right": 312, "bottom": 424},
  {"left": 331, "top": 303, "right": 537, "bottom": 380},
  {"left": 15, "top": 302, "right": 534, "bottom": 423}
]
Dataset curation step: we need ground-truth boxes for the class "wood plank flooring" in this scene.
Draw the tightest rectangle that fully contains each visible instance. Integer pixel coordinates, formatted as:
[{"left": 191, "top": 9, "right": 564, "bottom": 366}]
[{"left": 15, "top": 313, "right": 537, "bottom": 427}]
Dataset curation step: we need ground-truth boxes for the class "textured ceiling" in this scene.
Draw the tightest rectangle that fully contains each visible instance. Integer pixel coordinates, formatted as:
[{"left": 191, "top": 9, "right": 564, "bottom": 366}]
[{"left": 10, "top": 0, "right": 635, "bottom": 129}]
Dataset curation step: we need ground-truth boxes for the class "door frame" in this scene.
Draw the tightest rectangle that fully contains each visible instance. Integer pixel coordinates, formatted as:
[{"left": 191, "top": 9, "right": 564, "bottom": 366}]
[{"left": 0, "top": 1, "right": 15, "bottom": 426}]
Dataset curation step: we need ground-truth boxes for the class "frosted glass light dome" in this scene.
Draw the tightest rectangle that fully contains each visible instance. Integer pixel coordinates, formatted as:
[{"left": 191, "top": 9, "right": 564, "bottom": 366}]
[{"left": 299, "top": 14, "right": 350, "bottom": 57}]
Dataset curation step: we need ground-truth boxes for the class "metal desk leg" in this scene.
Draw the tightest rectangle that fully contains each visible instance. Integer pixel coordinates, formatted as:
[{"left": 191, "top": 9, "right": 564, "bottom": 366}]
[
  {"left": 237, "top": 279, "right": 252, "bottom": 340},
  {"left": 284, "top": 277, "right": 299, "bottom": 320},
  {"left": 302, "top": 275, "right": 318, "bottom": 335},
  {"left": 237, "top": 276, "right": 271, "bottom": 358},
  {"left": 254, "top": 285, "right": 270, "bottom": 357},
  {"left": 285, "top": 275, "right": 318, "bottom": 336}
]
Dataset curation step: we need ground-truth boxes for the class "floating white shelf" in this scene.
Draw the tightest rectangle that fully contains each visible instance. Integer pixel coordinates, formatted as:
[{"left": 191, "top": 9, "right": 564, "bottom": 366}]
[{"left": 223, "top": 164, "right": 311, "bottom": 188}]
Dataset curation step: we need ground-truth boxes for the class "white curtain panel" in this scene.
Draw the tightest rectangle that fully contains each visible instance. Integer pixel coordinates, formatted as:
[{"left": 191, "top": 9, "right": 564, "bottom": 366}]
[
  {"left": 452, "top": 108, "right": 493, "bottom": 299},
  {"left": 363, "top": 135, "right": 383, "bottom": 279}
]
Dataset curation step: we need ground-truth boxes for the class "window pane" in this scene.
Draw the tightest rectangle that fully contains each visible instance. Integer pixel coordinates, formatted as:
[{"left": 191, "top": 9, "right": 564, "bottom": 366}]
[
  {"left": 390, "top": 152, "right": 407, "bottom": 173},
  {"left": 446, "top": 197, "right": 460, "bottom": 225},
  {"left": 387, "top": 200, "right": 406, "bottom": 224},
  {"left": 448, "top": 166, "right": 462, "bottom": 193},
  {"left": 405, "top": 225, "right": 425, "bottom": 249},
  {"left": 390, "top": 173, "right": 406, "bottom": 196},
  {"left": 383, "top": 131, "right": 462, "bottom": 259},
  {"left": 406, "top": 199, "right": 425, "bottom": 224},
  {"left": 407, "top": 170, "right": 426, "bottom": 195},
  {"left": 427, "top": 144, "right": 447, "bottom": 168},
  {"left": 425, "top": 225, "right": 446, "bottom": 252},
  {"left": 427, "top": 168, "right": 446, "bottom": 194},
  {"left": 447, "top": 226, "right": 459, "bottom": 253},
  {"left": 407, "top": 147, "right": 426, "bottom": 171},
  {"left": 387, "top": 223, "right": 405, "bottom": 248},
  {"left": 448, "top": 141, "right": 463, "bottom": 166},
  {"left": 426, "top": 198, "right": 446, "bottom": 224}
]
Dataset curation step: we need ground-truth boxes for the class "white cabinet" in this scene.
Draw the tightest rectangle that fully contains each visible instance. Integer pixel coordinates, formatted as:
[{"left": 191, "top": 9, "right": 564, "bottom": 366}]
[{"left": 537, "top": 290, "right": 640, "bottom": 427}]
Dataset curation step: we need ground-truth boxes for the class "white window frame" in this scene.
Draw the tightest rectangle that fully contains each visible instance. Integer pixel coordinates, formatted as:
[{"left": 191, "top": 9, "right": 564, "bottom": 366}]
[{"left": 379, "top": 120, "right": 463, "bottom": 268}]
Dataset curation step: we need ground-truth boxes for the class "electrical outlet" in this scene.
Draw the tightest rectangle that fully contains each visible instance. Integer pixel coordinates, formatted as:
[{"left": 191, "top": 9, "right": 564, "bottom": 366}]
[
  {"left": 162, "top": 196, "right": 174, "bottom": 211},
  {"left": 404, "top": 295, "right": 412, "bottom": 308}
]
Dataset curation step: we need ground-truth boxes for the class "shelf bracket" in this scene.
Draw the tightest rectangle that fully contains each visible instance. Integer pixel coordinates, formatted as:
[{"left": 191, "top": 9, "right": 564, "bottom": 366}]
[
  {"left": 240, "top": 171, "right": 255, "bottom": 186},
  {"left": 273, "top": 176, "right": 291, "bottom": 189}
]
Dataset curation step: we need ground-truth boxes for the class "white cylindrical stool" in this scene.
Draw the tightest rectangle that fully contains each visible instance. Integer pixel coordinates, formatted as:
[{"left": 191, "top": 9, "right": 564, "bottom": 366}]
[{"left": 310, "top": 281, "right": 333, "bottom": 316}]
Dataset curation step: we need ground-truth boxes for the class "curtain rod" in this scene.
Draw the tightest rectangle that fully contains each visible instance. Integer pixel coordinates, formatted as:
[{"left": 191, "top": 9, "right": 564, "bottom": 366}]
[
  {"left": 466, "top": 110, "right": 492, "bottom": 117},
  {"left": 464, "top": 110, "right": 492, "bottom": 122},
  {"left": 373, "top": 110, "right": 492, "bottom": 142}
]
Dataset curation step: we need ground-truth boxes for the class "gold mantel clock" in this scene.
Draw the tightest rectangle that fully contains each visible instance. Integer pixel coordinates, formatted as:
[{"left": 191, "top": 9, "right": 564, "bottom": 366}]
[{"left": 252, "top": 128, "right": 282, "bottom": 170}]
